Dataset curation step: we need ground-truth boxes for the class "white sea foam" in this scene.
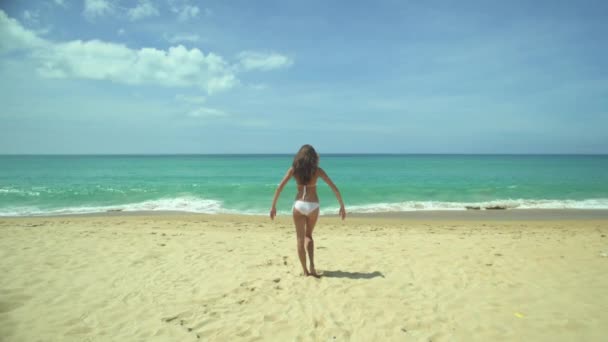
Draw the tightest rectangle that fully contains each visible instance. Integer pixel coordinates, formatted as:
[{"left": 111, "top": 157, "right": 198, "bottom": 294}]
[
  {"left": 116, "top": 197, "right": 224, "bottom": 213},
  {"left": 322, "top": 198, "right": 608, "bottom": 214},
  {"left": 95, "top": 185, "right": 126, "bottom": 194},
  {"left": 0, "top": 196, "right": 226, "bottom": 217},
  {"left": 0, "top": 188, "right": 40, "bottom": 196},
  {"left": 0, "top": 188, "right": 21, "bottom": 194},
  {"left": 2, "top": 197, "right": 608, "bottom": 217}
]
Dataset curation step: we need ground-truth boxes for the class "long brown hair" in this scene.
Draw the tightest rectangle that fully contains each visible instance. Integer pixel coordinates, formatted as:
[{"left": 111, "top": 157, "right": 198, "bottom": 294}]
[{"left": 292, "top": 144, "right": 319, "bottom": 185}]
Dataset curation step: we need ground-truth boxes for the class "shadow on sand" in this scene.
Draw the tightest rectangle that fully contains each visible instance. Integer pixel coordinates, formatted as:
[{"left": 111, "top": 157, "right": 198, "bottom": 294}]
[{"left": 321, "top": 270, "right": 384, "bottom": 279}]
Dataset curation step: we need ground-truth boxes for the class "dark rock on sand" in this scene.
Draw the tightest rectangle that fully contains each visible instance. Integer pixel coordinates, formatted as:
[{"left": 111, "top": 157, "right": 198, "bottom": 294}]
[{"left": 485, "top": 205, "right": 507, "bottom": 210}]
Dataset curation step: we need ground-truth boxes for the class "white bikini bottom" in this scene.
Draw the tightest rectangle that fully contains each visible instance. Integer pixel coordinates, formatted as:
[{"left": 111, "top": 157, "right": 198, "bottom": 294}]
[{"left": 293, "top": 200, "right": 320, "bottom": 216}]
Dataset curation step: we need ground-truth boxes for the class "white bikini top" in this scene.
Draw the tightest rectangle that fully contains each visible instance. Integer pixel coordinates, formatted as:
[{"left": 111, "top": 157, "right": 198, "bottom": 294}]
[{"left": 299, "top": 184, "right": 317, "bottom": 200}]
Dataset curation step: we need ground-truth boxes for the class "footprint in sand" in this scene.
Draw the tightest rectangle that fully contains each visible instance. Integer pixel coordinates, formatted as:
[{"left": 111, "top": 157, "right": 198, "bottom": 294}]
[
  {"left": 162, "top": 313, "right": 199, "bottom": 337},
  {"left": 162, "top": 315, "right": 179, "bottom": 323},
  {"left": 0, "top": 298, "right": 27, "bottom": 313},
  {"left": 65, "top": 326, "right": 93, "bottom": 335}
]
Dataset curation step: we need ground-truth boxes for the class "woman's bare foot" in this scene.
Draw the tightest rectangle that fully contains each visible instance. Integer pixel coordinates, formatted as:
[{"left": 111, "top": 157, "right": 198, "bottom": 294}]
[{"left": 309, "top": 266, "right": 320, "bottom": 278}]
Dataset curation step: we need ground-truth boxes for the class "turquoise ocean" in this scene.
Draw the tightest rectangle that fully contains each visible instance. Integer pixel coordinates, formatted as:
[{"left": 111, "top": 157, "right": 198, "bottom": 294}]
[{"left": 1, "top": 155, "right": 607, "bottom": 217}]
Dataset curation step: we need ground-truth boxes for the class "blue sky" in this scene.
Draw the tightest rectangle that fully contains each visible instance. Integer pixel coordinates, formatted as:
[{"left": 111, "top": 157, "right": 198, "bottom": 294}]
[{"left": 0, "top": 0, "right": 607, "bottom": 154}]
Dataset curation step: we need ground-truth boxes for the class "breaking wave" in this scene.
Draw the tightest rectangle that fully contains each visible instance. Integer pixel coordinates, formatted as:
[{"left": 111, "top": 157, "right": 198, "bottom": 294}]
[{"left": 2, "top": 197, "right": 608, "bottom": 217}]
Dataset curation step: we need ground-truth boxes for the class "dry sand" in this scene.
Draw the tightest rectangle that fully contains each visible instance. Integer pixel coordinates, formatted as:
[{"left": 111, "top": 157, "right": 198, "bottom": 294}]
[{"left": 1, "top": 213, "right": 607, "bottom": 341}]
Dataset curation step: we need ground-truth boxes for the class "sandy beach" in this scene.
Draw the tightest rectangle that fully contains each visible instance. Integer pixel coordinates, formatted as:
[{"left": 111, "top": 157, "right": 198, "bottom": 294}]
[{"left": 1, "top": 213, "right": 607, "bottom": 341}]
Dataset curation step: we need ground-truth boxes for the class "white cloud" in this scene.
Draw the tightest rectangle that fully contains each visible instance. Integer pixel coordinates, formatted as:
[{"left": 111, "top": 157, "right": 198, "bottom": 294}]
[
  {"left": 54, "top": 0, "right": 67, "bottom": 6},
  {"left": 21, "top": 10, "right": 53, "bottom": 36},
  {"left": 23, "top": 10, "right": 40, "bottom": 24},
  {"left": 0, "top": 11, "right": 46, "bottom": 52},
  {"left": 237, "top": 51, "right": 293, "bottom": 71},
  {"left": 179, "top": 5, "right": 199, "bottom": 21},
  {"left": 1, "top": 10, "right": 291, "bottom": 95},
  {"left": 127, "top": 0, "right": 160, "bottom": 21},
  {"left": 188, "top": 107, "right": 227, "bottom": 118},
  {"left": 169, "top": 1, "right": 200, "bottom": 22},
  {"left": 83, "top": 0, "right": 113, "bottom": 19},
  {"left": 1, "top": 11, "right": 236, "bottom": 94},
  {"left": 165, "top": 33, "right": 200, "bottom": 44},
  {"left": 205, "top": 74, "right": 239, "bottom": 94},
  {"left": 37, "top": 42, "right": 238, "bottom": 93}
]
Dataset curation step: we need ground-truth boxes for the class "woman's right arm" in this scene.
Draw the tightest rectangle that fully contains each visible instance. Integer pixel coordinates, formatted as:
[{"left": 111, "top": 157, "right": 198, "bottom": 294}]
[
  {"left": 319, "top": 168, "right": 346, "bottom": 220},
  {"left": 270, "top": 167, "right": 293, "bottom": 220}
]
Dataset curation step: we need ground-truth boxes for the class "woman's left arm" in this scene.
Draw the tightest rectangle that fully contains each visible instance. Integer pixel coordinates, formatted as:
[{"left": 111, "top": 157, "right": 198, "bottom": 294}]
[
  {"left": 318, "top": 167, "right": 346, "bottom": 220},
  {"left": 270, "top": 167, "right": 293, "bottom": 220}
]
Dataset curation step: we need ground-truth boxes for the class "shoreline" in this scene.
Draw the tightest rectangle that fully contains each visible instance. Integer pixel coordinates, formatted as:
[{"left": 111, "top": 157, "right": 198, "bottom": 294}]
[{"left": 2, "top": 208, "right": 608, "bottom": 221}]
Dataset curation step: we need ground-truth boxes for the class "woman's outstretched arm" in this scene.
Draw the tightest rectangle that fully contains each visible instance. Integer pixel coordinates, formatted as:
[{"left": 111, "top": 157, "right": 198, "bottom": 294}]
[
  {"left": 270, "top": 167, "right": 293, "bottom": 220},
  {"left": 318, "top": 168, "right": 346, "bottom": 220}
]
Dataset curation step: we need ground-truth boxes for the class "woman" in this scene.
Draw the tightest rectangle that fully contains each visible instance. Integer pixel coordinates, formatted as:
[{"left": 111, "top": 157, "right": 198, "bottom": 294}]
[{"left": 270, "top": 145, "right": 346, "bottom": 277}]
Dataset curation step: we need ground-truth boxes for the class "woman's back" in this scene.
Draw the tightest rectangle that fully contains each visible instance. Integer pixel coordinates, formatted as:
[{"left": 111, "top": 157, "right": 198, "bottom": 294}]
[{"left": 295, "top": 170, "right": 320, "bottom": 202}]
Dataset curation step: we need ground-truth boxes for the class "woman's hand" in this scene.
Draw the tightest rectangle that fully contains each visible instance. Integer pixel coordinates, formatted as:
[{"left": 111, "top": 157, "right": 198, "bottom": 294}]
[
  {"left": 339, "top": 205, "right": 346, "bottom": 220},
  {"left": 270, "top": 207, "right": 277, "bottom": 220}
]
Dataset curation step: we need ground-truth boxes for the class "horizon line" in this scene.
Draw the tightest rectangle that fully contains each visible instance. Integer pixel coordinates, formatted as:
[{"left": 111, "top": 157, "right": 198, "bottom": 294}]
[{"left": 1, "top": 153, "right": 607, "bottom": 156}]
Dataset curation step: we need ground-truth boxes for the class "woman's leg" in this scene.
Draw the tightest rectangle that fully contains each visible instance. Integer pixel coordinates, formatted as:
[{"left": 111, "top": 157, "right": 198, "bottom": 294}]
[
  {"left": 292, "top": 209, "right": 309, "bottom": 275},
  {"left": 305, "top": 208, "right": 320, "bottom": 277}
]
